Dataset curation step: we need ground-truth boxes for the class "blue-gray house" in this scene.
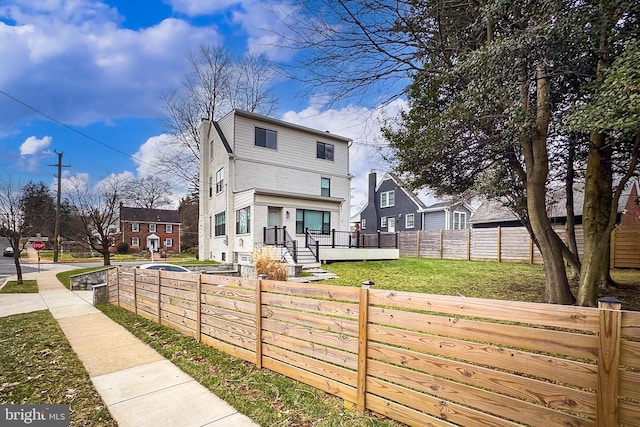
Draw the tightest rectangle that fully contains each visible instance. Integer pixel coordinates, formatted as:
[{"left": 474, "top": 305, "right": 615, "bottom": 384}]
[{"left": 355, "top": 172, "right": 475, "bottom": 233}]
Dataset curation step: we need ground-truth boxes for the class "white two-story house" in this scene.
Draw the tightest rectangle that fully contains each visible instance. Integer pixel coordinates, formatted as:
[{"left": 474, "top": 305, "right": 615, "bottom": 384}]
[{"left": 199, "top": 109, "right": 352, "bottom": 263}]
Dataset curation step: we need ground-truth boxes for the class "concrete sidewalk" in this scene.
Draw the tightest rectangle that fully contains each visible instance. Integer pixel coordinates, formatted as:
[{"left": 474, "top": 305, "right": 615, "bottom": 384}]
[{"left": 0, "top": 269, "right": 259, "bottom": 427}]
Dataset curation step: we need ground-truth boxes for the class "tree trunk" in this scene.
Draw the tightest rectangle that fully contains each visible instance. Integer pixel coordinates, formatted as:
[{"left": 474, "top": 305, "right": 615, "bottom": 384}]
[
  {"left": 565, "top": 140, "right": 580, "bottom": 280},
  {"left": 103, "top": 250, "right": 111, "bottom": 266},
  {"left": 522, "top": 64, "right": 575, "bottom": 304},
  {"left": 13, "top": 254, "right": 23, "bottom": 285}
]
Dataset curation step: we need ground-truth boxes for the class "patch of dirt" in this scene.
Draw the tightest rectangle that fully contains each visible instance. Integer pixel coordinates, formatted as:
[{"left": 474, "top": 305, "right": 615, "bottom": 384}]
[{"left": 599, "top": 282, "right": 640, "bottom": 311}]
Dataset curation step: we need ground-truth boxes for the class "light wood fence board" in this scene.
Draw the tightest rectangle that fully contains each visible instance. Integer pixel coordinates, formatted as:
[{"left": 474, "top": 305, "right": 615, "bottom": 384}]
[
  {"left": 200, "top": 313, "right": 255, "bottom": 340},
  {"left": 368, "top": 324, "right": 597, "bottom": 389},
  {"left": 369, "top": 306, "right": 598, "bottom": 360},
  {"left": 418, "top": 231, "right": 442, "bottom": 258},
  {"left": 369, "top": 290, "right": 600, "bottom": 332},
  {"left": 619, "top": 370, "right": 640, "bottom": 400},
  {"left": 367, "top": 376, "right": 524, "bottom": 427},
  {"left": 159, "top": 285, "right": 197, "bottom": 301},
  {"left": 619, "top": 399, "right": 640, "bottom": 427},
  {"left": 261, "top": 280, "right": 359, "bottom": 302},
  {"left": 261, "top": 293, "right": 360, "bottom": 319},
  {"left": 200, "top": 274, "right": 258, "bottom": 290},
  {"left": 201, "top": 323, "right": 256, "bottom": 351},
  {"left": 367, "top": 359, "right": 592, "bottom": 426},
  {"left": 160, "top": 310, "right": 197, "bottom": 332},
  {"left": 367, "top": 341, "right": 596, "bottom": 415},
  {"left": 398, "top": 231, "right": 419, "bottom": 258},
  {"left": 160, "top": 300, "right": 197, "bottom": 321},
  {"left": 201, "top": 295, "right": 255, "bottom": 316},
  {"left": 200, "top": 334, "right": 255, "bottom": 362},
  {"left": 366, "top": 393, "right": 458, "bottom": 427},
  {"left": 500, "top": 228, "right": 532, "bottom": 261},
  {"left": 262, "top": 331, "right": 358, "bottom": 370},
  {"left": 262, "top": 305, "right": 359, "bottom": 336},
  {"left": 133, "top": 308, "right": 157, "bottom": 323},
  {"left": 200, "top": 304, "right": 255, "bottom": 327},
  {"left": 441, "top": 230, "right": 468, "bottom": 260},
  {"left": 201, "top": 283, "right": 255, "bottom": 301},
  {"left": 262, "top": 318, "right": 359, "bottom": 353},
  {"left": 621, "top": 311, "right": 640, "bottom": 338},
  {"left": 470, "top": 228, "right": 499, "bottom": 260},
  {"left": 262, "top": 343, "right": 357, "bottom": 386},
  {"left": 262, "top": 357, "right": 357, "bottom": 403},
  {"left": 135, "top": 287, "right": 158, "bottom": 301},
  {"left": 161, "top": 294, "right": 197, "bottom": 313},
  {"left": 620, "top": 340, "right": 640, "bottom": 369}
]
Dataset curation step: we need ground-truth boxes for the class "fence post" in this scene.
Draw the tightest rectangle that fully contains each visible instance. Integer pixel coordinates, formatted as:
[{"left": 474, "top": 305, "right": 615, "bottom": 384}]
[
  {"left": 377, "top": 231, "right": 381, "bottom": 248},
  {"left": 116, "top": 267, "right": 120, "bottom": 307},
  {"left": 133, "top": 267, "right": 138, "bottom": 315},
  {"left": 597, "top": 297, "right": 622, "bottom": 426},
  {"left": 529, "top": 237, "right": 534, "bottom": 264},
  {"left": 256, "top": 274, "right": 266, "bottom": 369},
  {"left": 332, "top": 229, "right": 336, "bottom": 248},
  {"left": 497, "top": 226, "right": 502, "bottom": 262},
  {"left": 196, "top": 273, "right": 202, "bottom": 342},
  {"left": 157, "top": 270, "right": 161, "bottom": 324},
  {"left": 357, "top": 280, "right": 374, "bottom": 412}
]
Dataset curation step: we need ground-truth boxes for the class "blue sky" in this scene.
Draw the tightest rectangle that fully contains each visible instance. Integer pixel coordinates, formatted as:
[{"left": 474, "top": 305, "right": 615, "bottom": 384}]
[{"left": 0, "top": 0, "right": 406, "bottom": 212}]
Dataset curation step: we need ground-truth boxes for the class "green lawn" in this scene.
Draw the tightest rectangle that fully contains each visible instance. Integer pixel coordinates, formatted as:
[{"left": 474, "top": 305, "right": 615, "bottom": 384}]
[
  {"left": 0, "top": 311, "right": 116, "bottom": 426},
  {"left": 0, "top": 280, "right": 38, "bottom": 293}
]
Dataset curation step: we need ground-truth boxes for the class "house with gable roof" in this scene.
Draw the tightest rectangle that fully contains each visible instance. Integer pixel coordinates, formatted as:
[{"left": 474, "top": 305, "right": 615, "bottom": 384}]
[
  {"left": 114, "top": 202, "right": 182, "bottom": 253},
  {"left": 356, "top": 171, "right": 475, "bottom": 233}
]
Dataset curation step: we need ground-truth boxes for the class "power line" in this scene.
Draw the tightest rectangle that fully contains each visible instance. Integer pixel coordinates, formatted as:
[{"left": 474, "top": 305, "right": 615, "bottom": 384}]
[{"left": 0, "top": 89, "right": 156, "bottom": 167}]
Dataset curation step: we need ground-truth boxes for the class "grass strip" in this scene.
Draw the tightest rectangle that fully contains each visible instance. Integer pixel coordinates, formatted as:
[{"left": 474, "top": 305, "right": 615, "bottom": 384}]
[
  {"left": 98, "top": 304, "right": 402, "bottom": 427},
  {"left": 0, "top": 280, "right": 38, "bottom": 293},
  {"left": 0, "top": 311, "right": 116, "bottom": 426}
]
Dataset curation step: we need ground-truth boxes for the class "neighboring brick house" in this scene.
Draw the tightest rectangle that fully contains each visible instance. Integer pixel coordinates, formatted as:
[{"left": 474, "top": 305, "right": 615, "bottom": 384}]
[{"left": 115, "top": 203, "right": 181, "bottom": 253}]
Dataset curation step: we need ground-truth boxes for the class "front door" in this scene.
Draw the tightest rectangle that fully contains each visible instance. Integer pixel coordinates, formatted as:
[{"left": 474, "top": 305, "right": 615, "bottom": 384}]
[
  {"left": 268, "top": 208, "right": 281, "bottom": 227},
  {"left": 388, "top": 217, "right": 396, "bottom": 232}
]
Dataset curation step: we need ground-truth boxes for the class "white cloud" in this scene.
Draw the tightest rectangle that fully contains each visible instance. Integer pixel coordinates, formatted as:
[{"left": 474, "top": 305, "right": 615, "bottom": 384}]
[
  {"left": 0, "top": 1, "right": 221, "bottom": 132},
  {"left": 20, "top": 135, "right": 52, "bottom": 155},
  {"left": 166, "top": 0, "right": 240, "bottom": 15}
]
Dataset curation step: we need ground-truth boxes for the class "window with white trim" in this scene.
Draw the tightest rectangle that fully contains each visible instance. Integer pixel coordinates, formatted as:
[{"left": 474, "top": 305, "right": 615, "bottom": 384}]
[
  {"left": 131, "top": 237, "right": 140, "bottom": 247},
  {"left": 321, "top": 177, "right": 330, "bottom": 197},
  {"left": 236, "top": 207, "right": 250, "bottom": 234},
  {"left": 164, "top": 238, "right": 173, "bottom": 247},
  {"left": 131, "top": 223, "right": 139, "bottom": 232},
  {"left": 405, "top": 213, "right": 415, "bottom": 229},
  {"left": 380, "top": 190, "right": 395, "bottom": 208},
  {"left": 361, "top": 219, "right": 366, "bottom": 229},
  {"left": 165, "top": 224, "right": 173, "bottom": 233},
  {"left": 215, "top": 213, "right": 226, "bottom": 236},
  {"left": 381, "top": 217, "right": 387, "bottom": 228},
  {"left": 453, "top": 211, "right": 467, "bottom": 230},
  {"left": 149, "top": 223, "right": 156, "bottom": 232}
]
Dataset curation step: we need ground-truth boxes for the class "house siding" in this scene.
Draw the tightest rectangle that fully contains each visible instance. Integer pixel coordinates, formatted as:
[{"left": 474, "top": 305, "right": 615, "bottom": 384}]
[
  {"left": 200, "top": 110, "right": 351, "bottom": 262},
  {"left": 423, "top": 211, "right": 445, "bottom": 231}
]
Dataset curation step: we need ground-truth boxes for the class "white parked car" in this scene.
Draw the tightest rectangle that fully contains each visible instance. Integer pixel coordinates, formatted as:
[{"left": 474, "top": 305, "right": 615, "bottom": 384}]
[
  {"left": 3, "top": 246, "right": 14, "bottom": 257},
  {"left": 137, "top": 263, "right": 191, "bottom": 273}
]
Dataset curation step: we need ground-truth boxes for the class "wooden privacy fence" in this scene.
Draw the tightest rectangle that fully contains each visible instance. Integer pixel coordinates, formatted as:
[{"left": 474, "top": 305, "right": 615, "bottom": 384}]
[
  {"left": 398, "top": 225, "right": 640, "bottom": 268},
  {"left": 107, "top": 267, "right": 640, "bottom": 427}
]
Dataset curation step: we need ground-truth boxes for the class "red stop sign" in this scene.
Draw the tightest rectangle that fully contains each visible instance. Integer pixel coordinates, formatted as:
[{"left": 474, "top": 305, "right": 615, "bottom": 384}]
[{"left": 32, "top": 241, "right": 46, "bottom": 251}]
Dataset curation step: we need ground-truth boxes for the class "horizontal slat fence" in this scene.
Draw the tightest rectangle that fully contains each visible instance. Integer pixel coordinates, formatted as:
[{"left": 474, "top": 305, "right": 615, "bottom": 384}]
[
  {"left": 107, "top": 267, "right": 640, "bottom": 427},
  {"left": 397, "top": 225, "right": 640, "bottom": 268}
]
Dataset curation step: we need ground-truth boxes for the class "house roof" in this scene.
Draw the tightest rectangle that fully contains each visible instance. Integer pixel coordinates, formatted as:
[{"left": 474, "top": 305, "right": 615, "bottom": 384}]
[
  {"left": 228, "top": 109, "right": 352, "bottom": 144},
  {"left": 120, "top": 206, "right": 180, "bottom": 224},
  {"left": 470, "top": 181, "right": 635, "bottom": 225}
]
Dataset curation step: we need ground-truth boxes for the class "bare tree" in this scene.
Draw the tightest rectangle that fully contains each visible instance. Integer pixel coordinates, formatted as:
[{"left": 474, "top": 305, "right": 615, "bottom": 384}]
[
  {"left": 159, "top": 45, "right": 279, "bottom": 193},
  {"left": 65, "top": 175, "right": 127, "bottom": 266},
  {"left": 122, "top": 176, "right": 173, "bottom": 209},
  {"left": 0, "top": 178, "right": 28, "bottom": 284}
]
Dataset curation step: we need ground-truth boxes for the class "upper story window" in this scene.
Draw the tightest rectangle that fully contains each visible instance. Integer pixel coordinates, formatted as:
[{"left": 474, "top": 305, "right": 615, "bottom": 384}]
[
  {"left": 131, "top": 223, "right": 139, "bottom": 232},
  {"left": 316, "top": 142, "right": 334, "bottom": 161},
  {"left": 405, "top": 213, "right": 415, "bottom": 229},
  {"left": 380, "top": 190, "right": 395, "bottom": 208},
  {"left": 216, "top": 168, "right": 224, "bottom": 193},
  {"left": 165, "top": 224, "right": 173, "bottom": 233},
  {"left": 149, "top": 223, "right": 157, "bottom": 233},
  {"left": 361, "top": 219, "right": 366, "bottom": 230},
  {"left": 255, "top": 127, "right": 277, "bottom": 149},
  {"left": 321, "top": 178, "right": 330, "bottom": 197},
  {"left": 453, "top": 211, "right": 467, "bottom": 230}
]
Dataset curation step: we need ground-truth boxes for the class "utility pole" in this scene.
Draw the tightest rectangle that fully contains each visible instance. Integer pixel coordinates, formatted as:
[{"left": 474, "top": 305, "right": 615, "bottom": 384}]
[{"left": 51, "top": 151, "right": 70, "bottom": 263}]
